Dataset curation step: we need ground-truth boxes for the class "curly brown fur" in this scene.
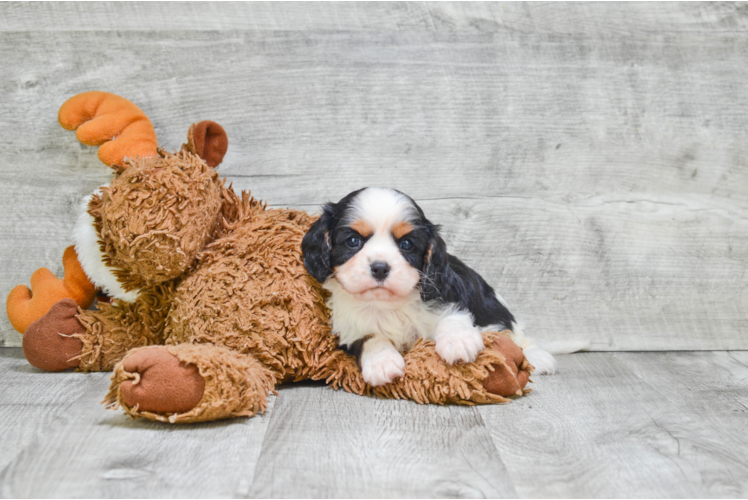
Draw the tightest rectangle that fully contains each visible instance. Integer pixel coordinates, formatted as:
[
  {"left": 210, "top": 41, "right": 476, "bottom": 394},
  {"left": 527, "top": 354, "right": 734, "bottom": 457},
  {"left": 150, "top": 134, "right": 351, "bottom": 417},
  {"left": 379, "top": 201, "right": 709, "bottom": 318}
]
[
  {"left": 92, "top": 149, "right": 223, "bottom": 292},
  {"left": 96, "top": 184, "right": 531, "bottom": 420},
  {"left": 104, "top": 329, "right": 526, "bottom": 424},
  {"left": 60, "top": 127, "right": 532, "bottom": 422},
  {"left": 15, "top": 94, "right": 534, "bottom": 426},
  {"left": 75, "top": 282, "right": 177, "bottom": 372},
  {"left": 165, "top": 197, "right": 333, "bottom": 383},
  {"left": 318, "top": 330, "right": 526, "bottom": 406},
  {"left": 105, "top": 343, "right": 275, "bottom": 423}
]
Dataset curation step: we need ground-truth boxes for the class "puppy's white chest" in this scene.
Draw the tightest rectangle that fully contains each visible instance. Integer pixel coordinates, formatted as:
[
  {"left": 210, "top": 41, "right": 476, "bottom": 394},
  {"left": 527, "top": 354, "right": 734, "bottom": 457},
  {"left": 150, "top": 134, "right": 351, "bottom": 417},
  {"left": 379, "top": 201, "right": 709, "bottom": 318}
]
[{"left": 325, "top": 280, "right": 439, "bottom": 351}]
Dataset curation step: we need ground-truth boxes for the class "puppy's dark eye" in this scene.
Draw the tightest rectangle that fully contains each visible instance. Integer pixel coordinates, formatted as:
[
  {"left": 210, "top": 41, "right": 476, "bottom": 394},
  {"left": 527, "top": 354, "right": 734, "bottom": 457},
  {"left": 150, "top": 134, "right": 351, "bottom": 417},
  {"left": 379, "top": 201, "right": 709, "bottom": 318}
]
[
  {"left": 346, "top": 236, "right": 362, "bottom": 249},
  {"left": 399, "top": 239, "right": 414, "bottom": 251}
]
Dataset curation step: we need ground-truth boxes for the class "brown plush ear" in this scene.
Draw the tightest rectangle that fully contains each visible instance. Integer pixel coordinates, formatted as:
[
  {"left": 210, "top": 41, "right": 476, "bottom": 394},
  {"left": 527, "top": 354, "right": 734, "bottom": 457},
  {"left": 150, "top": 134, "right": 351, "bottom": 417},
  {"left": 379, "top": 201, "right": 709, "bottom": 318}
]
[{"left": 187, "top": 121, "right": 228, "bottom": 168}]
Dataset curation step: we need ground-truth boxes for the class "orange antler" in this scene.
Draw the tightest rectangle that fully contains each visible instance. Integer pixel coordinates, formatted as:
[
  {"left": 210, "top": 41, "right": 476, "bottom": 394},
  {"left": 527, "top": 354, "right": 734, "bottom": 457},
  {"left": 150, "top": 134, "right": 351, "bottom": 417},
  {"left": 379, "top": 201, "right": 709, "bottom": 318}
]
[
  {"left": 58, "top": 91, "right": 158, "bottom": 168},
  {"left": 6, "top": 246, "right": 96, "bottom": 333}
]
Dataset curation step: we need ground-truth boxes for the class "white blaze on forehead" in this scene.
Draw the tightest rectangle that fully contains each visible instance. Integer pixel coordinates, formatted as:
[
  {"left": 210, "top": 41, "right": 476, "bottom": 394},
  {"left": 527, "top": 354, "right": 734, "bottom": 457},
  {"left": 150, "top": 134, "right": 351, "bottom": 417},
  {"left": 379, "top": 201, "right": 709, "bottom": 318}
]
[
  {"left": 332, "top": 187, "right": 421, "bottom": 301},
  {"left": 346, "top": 188, "right": 417, "bottom": 233}
]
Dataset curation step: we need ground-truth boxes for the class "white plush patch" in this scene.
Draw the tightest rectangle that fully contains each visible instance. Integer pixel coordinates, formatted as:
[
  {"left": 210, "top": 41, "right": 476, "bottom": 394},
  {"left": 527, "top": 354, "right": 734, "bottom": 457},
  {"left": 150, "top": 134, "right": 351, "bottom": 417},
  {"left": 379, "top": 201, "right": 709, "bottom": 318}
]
[
  {"left": 360, "top": 335, "right": 405, "bottom": 386},
  {"left": 432, "top": 309, "right": 485, "bottom": 364},
  {"left": 72, "top": 189, "right": 140, "bottom": 302}
]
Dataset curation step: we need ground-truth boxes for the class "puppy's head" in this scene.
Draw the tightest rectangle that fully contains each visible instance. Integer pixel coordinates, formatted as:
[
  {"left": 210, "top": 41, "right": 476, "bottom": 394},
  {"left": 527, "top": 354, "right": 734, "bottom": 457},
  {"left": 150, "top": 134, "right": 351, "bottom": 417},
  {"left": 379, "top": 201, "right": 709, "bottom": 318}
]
[{"left": 302, "top": 187, "right": 445, "bottom": 302}]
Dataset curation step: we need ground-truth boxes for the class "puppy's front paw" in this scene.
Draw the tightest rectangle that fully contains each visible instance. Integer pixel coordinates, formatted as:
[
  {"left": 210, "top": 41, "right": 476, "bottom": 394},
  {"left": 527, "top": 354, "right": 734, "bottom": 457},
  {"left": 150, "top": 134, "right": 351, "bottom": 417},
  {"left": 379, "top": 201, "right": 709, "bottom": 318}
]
[
  {"left": 435, "top": 328, "right": 484, "bottom": 365},
  {"left": 361, "top": 348, "right": 405, "bottom": 387}
]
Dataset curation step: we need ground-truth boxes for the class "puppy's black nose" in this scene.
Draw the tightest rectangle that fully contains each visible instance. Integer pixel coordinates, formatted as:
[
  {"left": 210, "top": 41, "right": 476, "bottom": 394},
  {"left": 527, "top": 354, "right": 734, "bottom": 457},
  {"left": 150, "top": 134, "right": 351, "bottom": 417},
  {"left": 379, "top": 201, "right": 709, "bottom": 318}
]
[{"left": 370, "top": 261, "right": 390, "bottom": 281}]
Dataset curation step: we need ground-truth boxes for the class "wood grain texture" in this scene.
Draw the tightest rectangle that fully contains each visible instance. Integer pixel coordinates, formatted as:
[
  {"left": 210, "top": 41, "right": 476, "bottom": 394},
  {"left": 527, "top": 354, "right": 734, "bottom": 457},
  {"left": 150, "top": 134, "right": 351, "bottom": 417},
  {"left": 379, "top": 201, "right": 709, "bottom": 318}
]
[
  {"left": 1, "top": 2, "right": 747, "bottom": 33},
  {"left": 0, "top": 27, "right": 748, "bottom": 350},
  {"left": 0, "top": 349, "right": 106, "bottom": 473},
  {"left": 2, "top": 350, "right": 747, "bottom": 498},
  {"left": 2, "top": 4, "right": 748, "bottom": 349},
  {"left": 479, "top": 351, "right": 748, "bottom": 498},
  {"left": 0, "top": 360, "right": 277, "bottom": 498},
  {"left": 247, "top": 382, "right": 516, "bottom": 498}
]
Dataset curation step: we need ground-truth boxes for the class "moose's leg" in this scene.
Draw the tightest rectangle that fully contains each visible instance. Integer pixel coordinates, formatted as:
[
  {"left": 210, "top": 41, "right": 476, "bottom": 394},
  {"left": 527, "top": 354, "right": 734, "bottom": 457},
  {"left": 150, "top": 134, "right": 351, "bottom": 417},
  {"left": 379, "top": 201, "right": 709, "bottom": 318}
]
[
  {"left": 313, "top": 330, "right": 532, "bottom": 405},
  {"left": 106, "top": 343, "right": 276, "bottom": 424},
  {"left": 74, "top": 297, "right": 167, "bottom": 372},
  {"left": 21, "top": 291, "right": 169, "bottom": 372},
  {"left": 377, "top": 329, "right": 532, "bottom": 404}
]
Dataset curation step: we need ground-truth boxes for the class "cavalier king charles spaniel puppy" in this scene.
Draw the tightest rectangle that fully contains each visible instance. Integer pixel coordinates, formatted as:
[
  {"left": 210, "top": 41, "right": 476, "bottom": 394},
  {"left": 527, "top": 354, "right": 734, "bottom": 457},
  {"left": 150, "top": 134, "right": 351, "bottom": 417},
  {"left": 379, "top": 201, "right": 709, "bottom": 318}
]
[{"left": 302, "top": 187, "right": 562, "bottom": 387}]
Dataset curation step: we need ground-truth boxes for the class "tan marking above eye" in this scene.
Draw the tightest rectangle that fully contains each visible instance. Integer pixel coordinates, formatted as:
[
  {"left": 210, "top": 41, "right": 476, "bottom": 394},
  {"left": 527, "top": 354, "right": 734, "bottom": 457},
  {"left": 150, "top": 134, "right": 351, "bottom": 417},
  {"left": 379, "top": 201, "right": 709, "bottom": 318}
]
[
  {"left": 392, "top": 221, "right": 414, "bottom": 239},
  {"left": 349, "top": 219, "right": 373, "bottom": 237}
]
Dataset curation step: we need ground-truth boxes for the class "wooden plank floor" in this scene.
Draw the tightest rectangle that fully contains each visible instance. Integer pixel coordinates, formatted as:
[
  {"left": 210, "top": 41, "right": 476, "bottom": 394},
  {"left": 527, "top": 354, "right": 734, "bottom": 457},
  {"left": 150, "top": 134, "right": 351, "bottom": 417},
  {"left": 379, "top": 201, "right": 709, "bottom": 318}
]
[{"left": 1, "top": 348, "right": 746, "bottom": 498}]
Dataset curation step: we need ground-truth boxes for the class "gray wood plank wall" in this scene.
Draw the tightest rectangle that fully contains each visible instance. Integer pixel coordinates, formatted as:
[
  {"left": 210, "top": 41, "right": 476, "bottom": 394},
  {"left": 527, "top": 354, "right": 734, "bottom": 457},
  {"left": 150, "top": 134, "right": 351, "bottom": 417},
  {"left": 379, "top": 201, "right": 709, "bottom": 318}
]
[{"left": 1, "top": 2, "right": 747, "bottom": 350}]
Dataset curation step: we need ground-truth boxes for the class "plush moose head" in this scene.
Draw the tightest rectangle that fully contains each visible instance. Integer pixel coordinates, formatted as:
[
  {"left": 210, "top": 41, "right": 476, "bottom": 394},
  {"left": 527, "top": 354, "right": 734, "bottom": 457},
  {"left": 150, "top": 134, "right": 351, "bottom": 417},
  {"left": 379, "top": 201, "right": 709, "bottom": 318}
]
[
  {"left": 7, "top": 92, "right": 231, "bottom": 331},
  {"left": 64, "top": 94, "right": 231, "bottom": 294}
]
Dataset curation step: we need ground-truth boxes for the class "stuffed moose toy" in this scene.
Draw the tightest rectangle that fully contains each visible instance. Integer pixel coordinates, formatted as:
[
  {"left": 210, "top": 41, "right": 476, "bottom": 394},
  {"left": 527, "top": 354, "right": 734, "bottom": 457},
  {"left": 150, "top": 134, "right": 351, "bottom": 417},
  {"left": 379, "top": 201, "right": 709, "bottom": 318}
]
[{"left": 5, "top": 92, "right": 532, "bottom": 424}]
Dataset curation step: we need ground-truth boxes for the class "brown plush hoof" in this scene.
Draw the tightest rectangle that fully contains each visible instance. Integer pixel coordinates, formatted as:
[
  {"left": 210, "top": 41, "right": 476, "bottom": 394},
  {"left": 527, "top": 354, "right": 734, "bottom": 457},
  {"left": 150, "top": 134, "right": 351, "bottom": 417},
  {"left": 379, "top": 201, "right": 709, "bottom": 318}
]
[
  {"left": 22, "top": 298, "right": 84, "bottom": 371},
  {"left": 482, "top": 335, "right": 532, "bottom": 397},
  {"left": 120, "top": 348, "right": 205, "bottom": 414}
]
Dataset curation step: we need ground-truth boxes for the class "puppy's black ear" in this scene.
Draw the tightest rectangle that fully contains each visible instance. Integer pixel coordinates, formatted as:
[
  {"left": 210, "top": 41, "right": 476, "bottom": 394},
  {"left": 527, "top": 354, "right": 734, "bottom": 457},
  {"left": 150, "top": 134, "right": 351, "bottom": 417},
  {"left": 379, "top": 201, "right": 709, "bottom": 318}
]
[
  {"left": 421, "top": 223, "right": 448, "bottom": 302},
  {"left": 302, "top": 205, "right": 335, "bottom": 284}
]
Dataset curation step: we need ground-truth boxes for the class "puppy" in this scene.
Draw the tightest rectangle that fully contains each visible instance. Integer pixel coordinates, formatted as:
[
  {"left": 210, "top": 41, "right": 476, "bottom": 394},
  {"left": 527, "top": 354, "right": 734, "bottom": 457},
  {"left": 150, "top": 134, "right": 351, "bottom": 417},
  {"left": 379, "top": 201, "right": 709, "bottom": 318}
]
[{"left": 302, "top": 187, "right": 558, "bottom": 387}]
